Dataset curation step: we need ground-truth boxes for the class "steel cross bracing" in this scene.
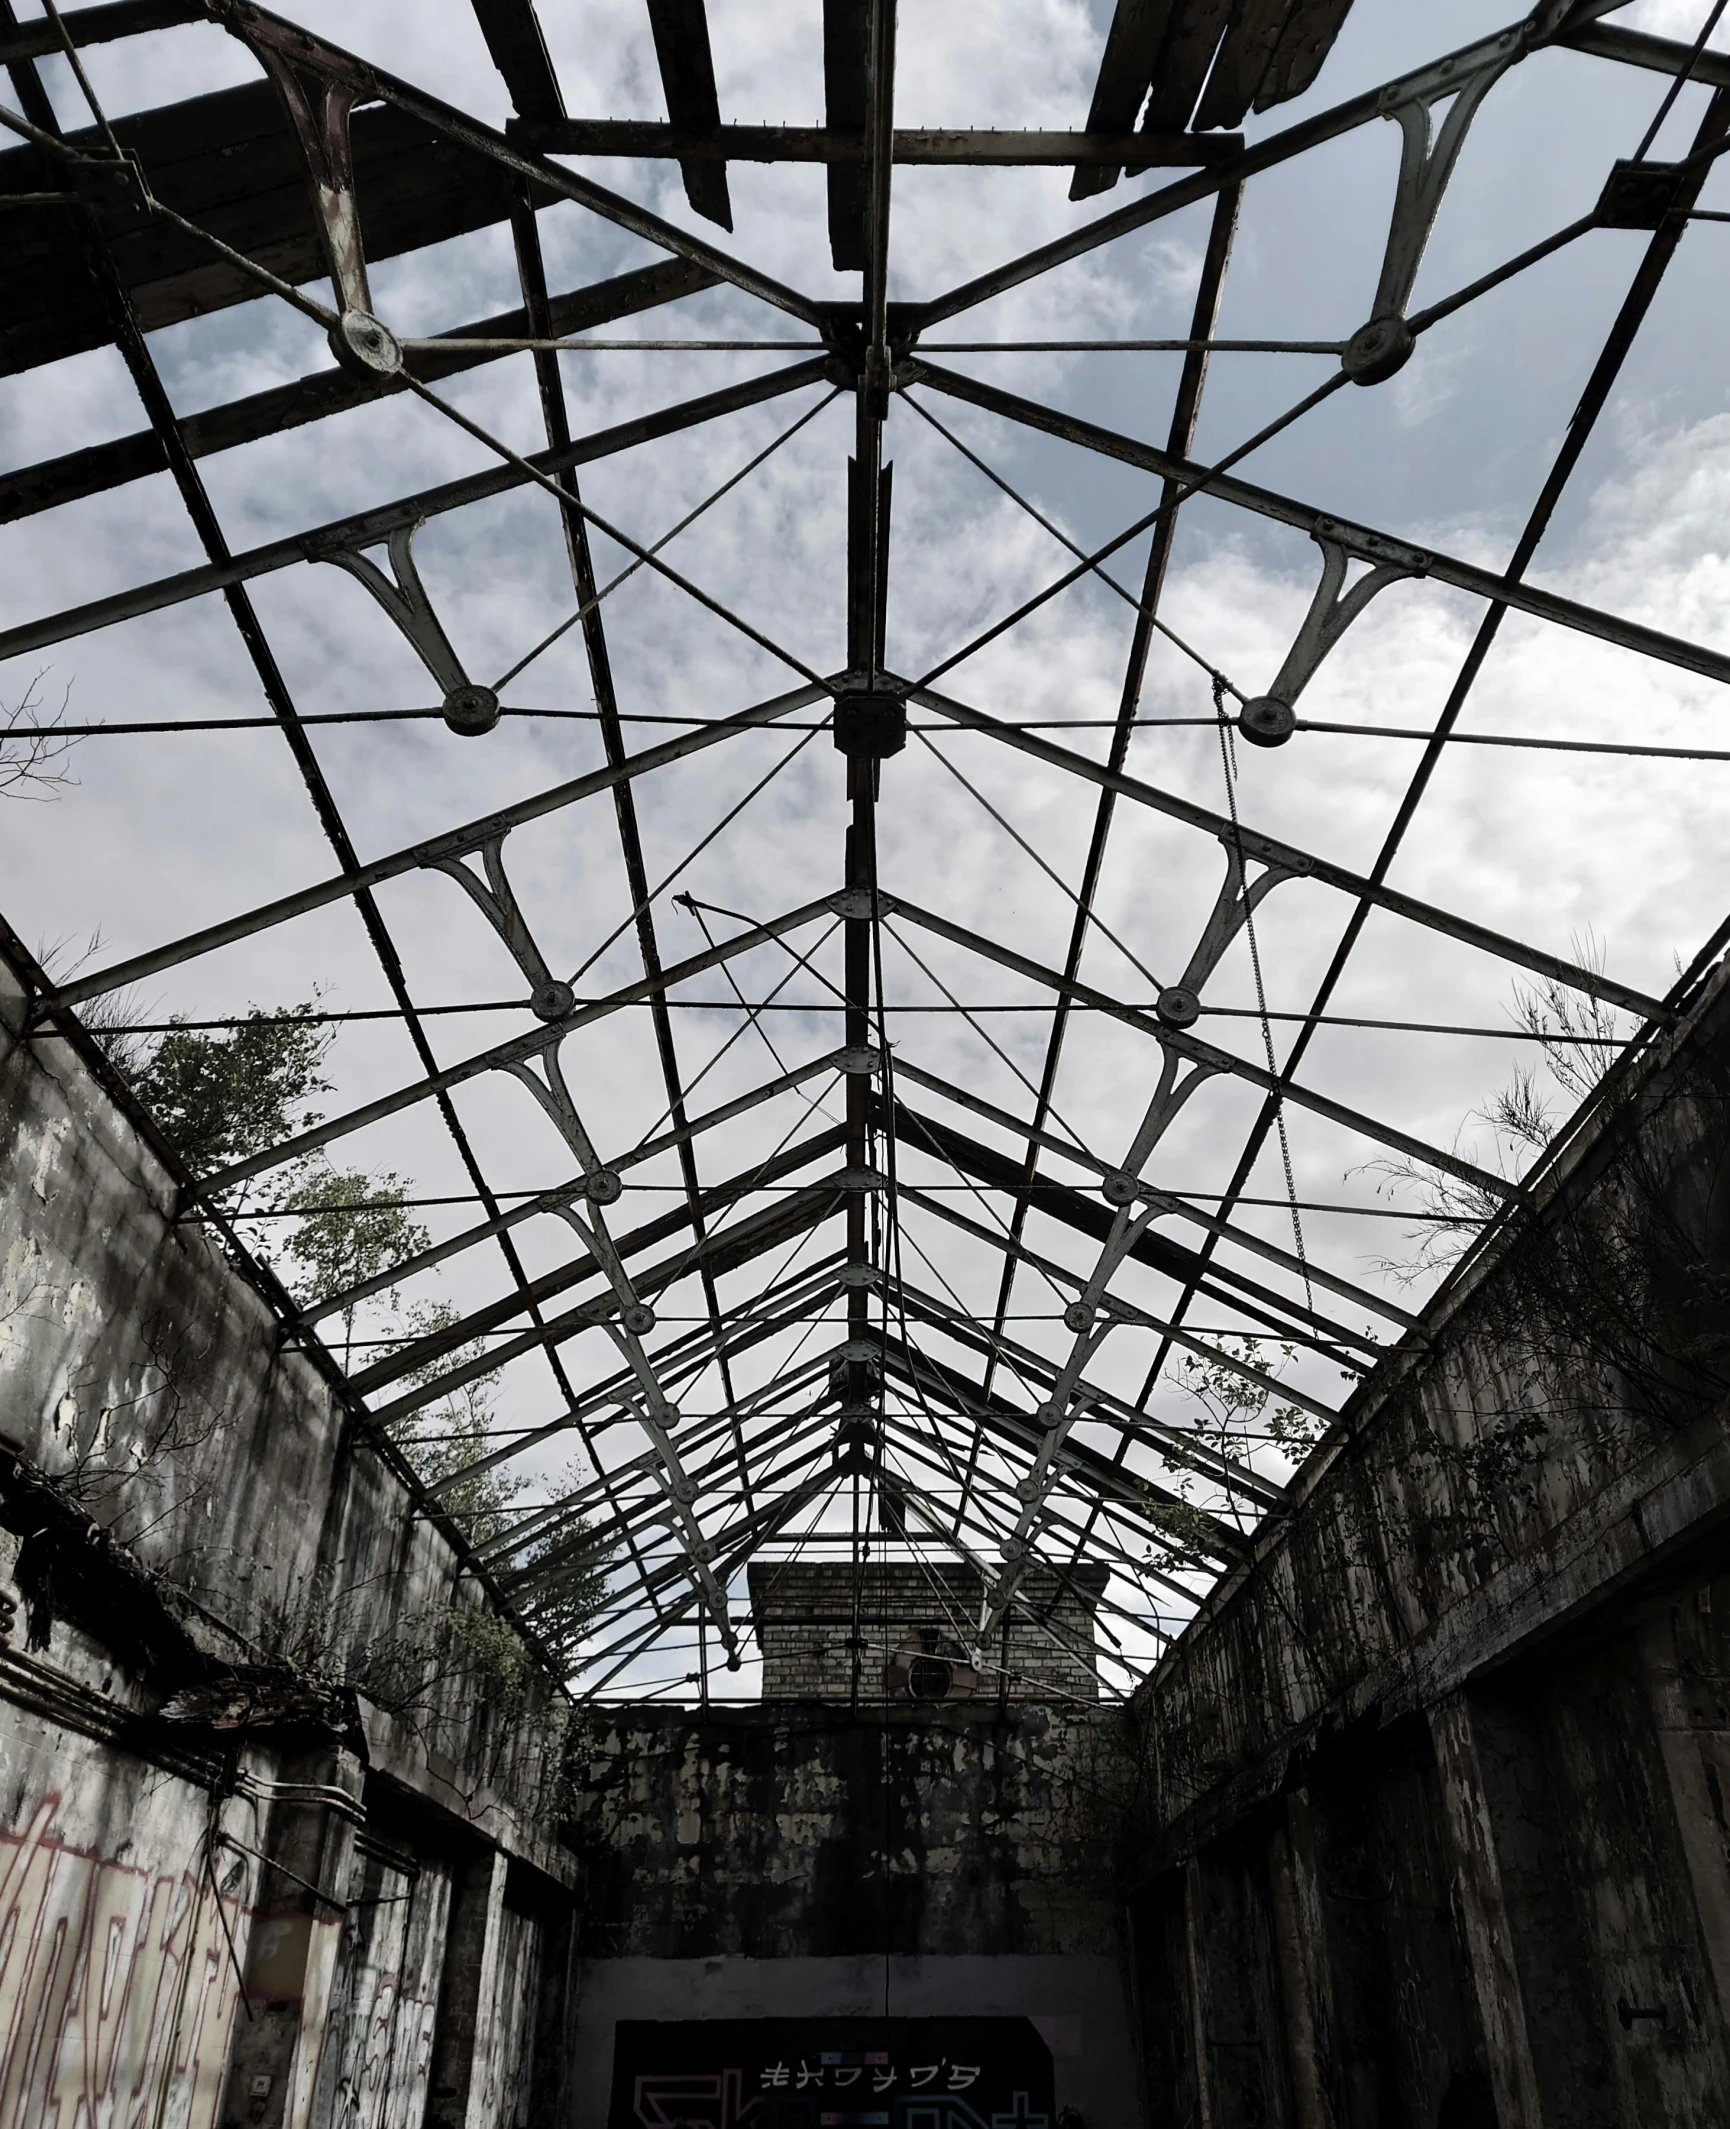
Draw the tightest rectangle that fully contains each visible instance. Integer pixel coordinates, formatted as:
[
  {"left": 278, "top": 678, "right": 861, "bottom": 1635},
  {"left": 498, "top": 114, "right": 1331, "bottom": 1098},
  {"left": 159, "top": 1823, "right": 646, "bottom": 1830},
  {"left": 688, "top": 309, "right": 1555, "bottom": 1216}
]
[{"left": 4, "top": 0, "right": 1729, "bottom": 1698}]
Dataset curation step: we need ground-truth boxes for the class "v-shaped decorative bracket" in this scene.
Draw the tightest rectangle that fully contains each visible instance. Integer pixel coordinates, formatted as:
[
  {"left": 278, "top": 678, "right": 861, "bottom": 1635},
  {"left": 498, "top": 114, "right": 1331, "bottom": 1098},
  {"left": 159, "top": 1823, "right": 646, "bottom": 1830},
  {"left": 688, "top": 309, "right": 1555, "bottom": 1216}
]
[
  {"left": 425, "top": 832, "right": 572, "bottom": 1017},
  {"left": 220, "top": 2, "right": 407, "bottom": 382},
  {"left": 1238, "top": 520, "right": 1429, "bottom": 747},
  {"left": 1343, "top": 28, "right": 1522, "bottom": 386},
  {"left": 313, "top": 521, "right": 501, "bottom": 735}
]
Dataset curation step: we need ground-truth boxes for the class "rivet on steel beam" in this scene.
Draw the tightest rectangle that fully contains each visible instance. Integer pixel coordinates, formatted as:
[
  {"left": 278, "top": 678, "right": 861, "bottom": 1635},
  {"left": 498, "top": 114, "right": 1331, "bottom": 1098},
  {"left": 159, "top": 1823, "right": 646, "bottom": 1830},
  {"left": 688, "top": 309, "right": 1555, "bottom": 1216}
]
[
  {"left": 531, "top": 979, "right": 576, "bottom": 1021},
  {"left": 1596, "top": 160, "right": 1686, "bottom": 232},
  {"left": 329, "top": 308, "right": 404, "bottom": 379},
  {"left": 442, "top": 683, "right": 501, "bottom": 736},
  {"left": 1238, "top": 696, "right": 1296, "bottom": 749},
  {"left": 1341, "top": 314, "right": 1414, "bottom": 386},
  {"left": 839, "top": 1045, "right": 881, "bottom": 1074}
]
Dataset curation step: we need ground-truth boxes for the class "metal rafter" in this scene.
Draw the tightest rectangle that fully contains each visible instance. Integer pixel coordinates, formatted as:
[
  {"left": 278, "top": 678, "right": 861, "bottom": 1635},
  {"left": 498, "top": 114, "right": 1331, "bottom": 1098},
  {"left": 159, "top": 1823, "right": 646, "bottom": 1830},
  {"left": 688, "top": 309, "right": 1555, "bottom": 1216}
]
[{"left": 4, "top": 0, "right": 1722, "bottom": 1699}]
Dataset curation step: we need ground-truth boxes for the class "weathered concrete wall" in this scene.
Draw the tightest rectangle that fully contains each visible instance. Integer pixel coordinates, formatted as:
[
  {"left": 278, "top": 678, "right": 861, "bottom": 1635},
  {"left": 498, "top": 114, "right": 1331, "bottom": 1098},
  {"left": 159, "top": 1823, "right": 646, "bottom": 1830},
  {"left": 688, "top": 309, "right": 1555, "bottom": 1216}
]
[
  {"left": 1125, "top": 960, "right": 1730, "bottom": 2126},
  {"left": 563, "top": 1701, "right": 1141, "bottom": 2121},
  {"left": 569, "top": 1702, "right": 1125, "bottom": 1961},
  {"left": 0, "top": 932, "right": 575, "bottom": 2129},
  {"left": 749, "top": 1560, "right": 1108, "bottom": 1701}
]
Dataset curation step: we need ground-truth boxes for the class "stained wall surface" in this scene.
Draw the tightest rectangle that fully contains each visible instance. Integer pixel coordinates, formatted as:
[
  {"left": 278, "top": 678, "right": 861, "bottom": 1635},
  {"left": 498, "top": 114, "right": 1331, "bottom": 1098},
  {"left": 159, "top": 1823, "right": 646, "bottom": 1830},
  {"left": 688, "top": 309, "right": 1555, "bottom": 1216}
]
[
  {"left": 563, "top": 1701, "right": 1141, "bottom": 2121},
  {"left": 0, "top": 936, "right": 576, "bottom": 2129},
  {"left": 749, "top": 1560, "right": 1109, "bottom": 1701},
  {"left": 1122, "top": 961, "right": 1730, "bottom": 2126}
]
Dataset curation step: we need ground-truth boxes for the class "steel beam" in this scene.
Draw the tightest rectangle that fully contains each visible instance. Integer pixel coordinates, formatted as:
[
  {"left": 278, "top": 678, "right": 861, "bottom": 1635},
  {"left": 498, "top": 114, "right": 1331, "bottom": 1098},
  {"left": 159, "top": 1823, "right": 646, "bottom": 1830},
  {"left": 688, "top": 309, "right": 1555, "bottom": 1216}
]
[
  {"left": 0, "top": 360, "right": 829, "bottom": 664},
  {"left": 39, "top": 680, "right": 827, "bottom": 1012},
  {"left": 902, "top": 360, "right": 1730, "bottom": 697},
  {"left": 888, "top": 1058, "right": 1420, "bottom": 1330},
  {"left": 889, "top": 1276, "right": 1283, "bottom": 1506},
  {"left": 362, "top": 1178, "right": 849, "bottom": 1426},
  {"left": 510, "top": 120, "right": 1244, "bottom": 165},
  {"left": 345, "top": 1135, "right": 847, "bottom": 1397},
  {"left": 0, "top": 257, "right": 720, "bottom": 523},
  {"left": 869, "top": 1331, "right": 1245, "bottom": 1559},
  {"left": 881, "top": 894, "right": 1520, "bottom": 1197},
  {"left": 195, "top": 896, "right": 844, "bottom": 1195},
  {"left": 215, "top": 0, "right": 829, "bottom": 324},
  {"left": 907, "top": 682, "right": 1670, "bottom": 1023},
  {"left": 885, "top": 1098, "right": 1380, "bottom": 1359},
  {"left": 907, "top": 8, "right": 1625, "bottom": 329}
]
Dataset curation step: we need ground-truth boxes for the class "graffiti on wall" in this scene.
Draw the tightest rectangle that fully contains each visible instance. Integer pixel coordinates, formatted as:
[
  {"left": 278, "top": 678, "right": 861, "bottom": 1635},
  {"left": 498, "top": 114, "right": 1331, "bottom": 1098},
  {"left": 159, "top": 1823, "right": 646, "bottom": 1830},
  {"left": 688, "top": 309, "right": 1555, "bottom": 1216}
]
[
  {"left": 318, "top": 1846, "right": 450, "bottom": 2129},
  {"left": 0, "top": 1795, "right": 249, "bottom": 2129}
]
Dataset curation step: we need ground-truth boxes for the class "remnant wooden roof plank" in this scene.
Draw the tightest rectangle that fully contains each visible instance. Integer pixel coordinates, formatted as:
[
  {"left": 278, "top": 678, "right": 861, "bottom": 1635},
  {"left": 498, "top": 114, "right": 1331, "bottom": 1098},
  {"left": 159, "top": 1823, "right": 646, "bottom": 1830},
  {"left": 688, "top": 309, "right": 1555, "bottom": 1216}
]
[
  {"left": 470, "top": 0, "right": 566, "bottom": 121},
  {"left": 1071, "top": 0, "right": 1179, "bottom": 199},
  {"left": 1254, "top": 0, "right": 1356, "bottom": 111},
  {"left": 644, "top": 0, "right": 733, "bottom": 229},
  {"left": 823, "top": 0, "right": 870, "bottom": 270},
  {"left": 1193, "top": 0, "right": 1298, "bottom": 131},
  {"left": 0, "top": 82, "right": 559, "bottom": 374},
  {"left": 1142, "top": 0, "right": 1233, "bottom": 131}
]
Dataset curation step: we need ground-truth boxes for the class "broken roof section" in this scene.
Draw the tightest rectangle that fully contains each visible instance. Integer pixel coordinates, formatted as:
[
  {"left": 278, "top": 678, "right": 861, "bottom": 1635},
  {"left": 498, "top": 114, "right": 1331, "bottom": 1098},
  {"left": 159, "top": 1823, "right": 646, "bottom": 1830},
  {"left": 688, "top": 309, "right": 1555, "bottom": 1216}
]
[{"left": 3, "top": 0, "right": 1728, "bottom": 1704}]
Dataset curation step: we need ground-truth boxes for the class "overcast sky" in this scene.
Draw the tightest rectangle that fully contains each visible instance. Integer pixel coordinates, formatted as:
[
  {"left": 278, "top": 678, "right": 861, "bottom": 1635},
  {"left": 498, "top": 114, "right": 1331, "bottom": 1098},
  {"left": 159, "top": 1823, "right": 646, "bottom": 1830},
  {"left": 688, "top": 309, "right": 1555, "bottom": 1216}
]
[{"left": 4, "top": 0, "right": 1728, "bottom": 1692}]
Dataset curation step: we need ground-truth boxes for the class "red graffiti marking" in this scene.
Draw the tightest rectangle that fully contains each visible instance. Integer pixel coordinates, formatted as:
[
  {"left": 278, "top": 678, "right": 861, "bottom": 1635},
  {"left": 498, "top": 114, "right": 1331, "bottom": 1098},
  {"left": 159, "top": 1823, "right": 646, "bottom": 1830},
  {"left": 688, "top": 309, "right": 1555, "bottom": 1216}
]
[{"left": 0, "top": 1795, "right": 248, "bottom": 2129}]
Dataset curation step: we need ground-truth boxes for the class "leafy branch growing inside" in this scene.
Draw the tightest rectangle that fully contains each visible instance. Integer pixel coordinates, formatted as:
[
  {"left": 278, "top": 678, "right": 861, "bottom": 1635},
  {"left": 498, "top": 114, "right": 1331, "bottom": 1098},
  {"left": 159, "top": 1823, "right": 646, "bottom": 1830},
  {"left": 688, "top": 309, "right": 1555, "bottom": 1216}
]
[{"left": 45, "top": 968, "right": 614, "bottom": 1680}]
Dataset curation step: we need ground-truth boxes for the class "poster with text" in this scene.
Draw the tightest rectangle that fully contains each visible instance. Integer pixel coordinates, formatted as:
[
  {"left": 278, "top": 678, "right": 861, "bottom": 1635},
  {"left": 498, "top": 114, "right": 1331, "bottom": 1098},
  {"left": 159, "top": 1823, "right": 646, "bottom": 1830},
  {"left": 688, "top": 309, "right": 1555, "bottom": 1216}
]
[{"left": 606, "top": 2016, "right": 1058, "bottom": 2129}]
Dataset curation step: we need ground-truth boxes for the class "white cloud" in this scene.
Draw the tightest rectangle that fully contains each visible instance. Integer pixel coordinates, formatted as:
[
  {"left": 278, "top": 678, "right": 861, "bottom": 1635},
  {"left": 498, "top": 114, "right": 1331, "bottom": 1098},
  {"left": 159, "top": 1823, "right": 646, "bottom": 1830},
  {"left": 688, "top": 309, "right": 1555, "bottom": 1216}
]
[{"left": 4, "top": 0, "right": 1729, "bottom": 1682}]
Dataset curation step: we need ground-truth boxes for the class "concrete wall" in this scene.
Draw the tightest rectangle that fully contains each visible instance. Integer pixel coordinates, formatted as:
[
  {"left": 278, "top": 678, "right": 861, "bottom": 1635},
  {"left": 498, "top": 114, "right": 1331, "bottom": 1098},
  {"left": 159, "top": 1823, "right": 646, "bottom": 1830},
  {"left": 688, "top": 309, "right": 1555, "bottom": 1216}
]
[
  {"left": 1123, "top": 961, "right": 1730, "bottom": 2126},
  {"left": 0, "top": 933, "right": 575, "bottom": 2129},
  {"left": 749, "top": 1560, "right": 1109, "bottom": 1701},
  {"left": 563, "top": 1700, "right": 1141, "bottom": 2121}
]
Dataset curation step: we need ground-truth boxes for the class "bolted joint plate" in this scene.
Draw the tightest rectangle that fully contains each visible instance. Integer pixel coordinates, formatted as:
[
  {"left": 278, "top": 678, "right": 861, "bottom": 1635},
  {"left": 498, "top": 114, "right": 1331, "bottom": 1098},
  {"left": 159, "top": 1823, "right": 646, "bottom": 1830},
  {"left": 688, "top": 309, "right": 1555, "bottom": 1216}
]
[
  {"left": 1341, "top": 314, "right": 1414, "bottom": 387},
  {"left": 831, "top": 690, "right": 908, "bottom": 759},
  {"left": 329, "top": 307, "right": 404, "bottom": 380},
  {"left": 1238, "top": 696, "right": 1296, "bottom": 748},
  {"left": 531, "top": 978, "right": 576, "bottom": 1022},
  {"left": 443, "top": 683, "right": 500, "bottom": 736},
  {"left": 1596, "top": 159, "right": 1686, "bottom": 231}
]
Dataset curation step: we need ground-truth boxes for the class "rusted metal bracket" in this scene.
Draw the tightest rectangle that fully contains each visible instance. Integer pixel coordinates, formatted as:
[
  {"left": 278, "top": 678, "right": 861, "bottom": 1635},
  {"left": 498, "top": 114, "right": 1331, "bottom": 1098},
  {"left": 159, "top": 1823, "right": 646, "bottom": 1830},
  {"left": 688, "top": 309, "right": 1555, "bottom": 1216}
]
[
  {"left": 1343, "top": 28, "right": 1523, "bottom": 384},
  {"left": 217, "top": 2, "right": 404, "bottom": 375}
]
